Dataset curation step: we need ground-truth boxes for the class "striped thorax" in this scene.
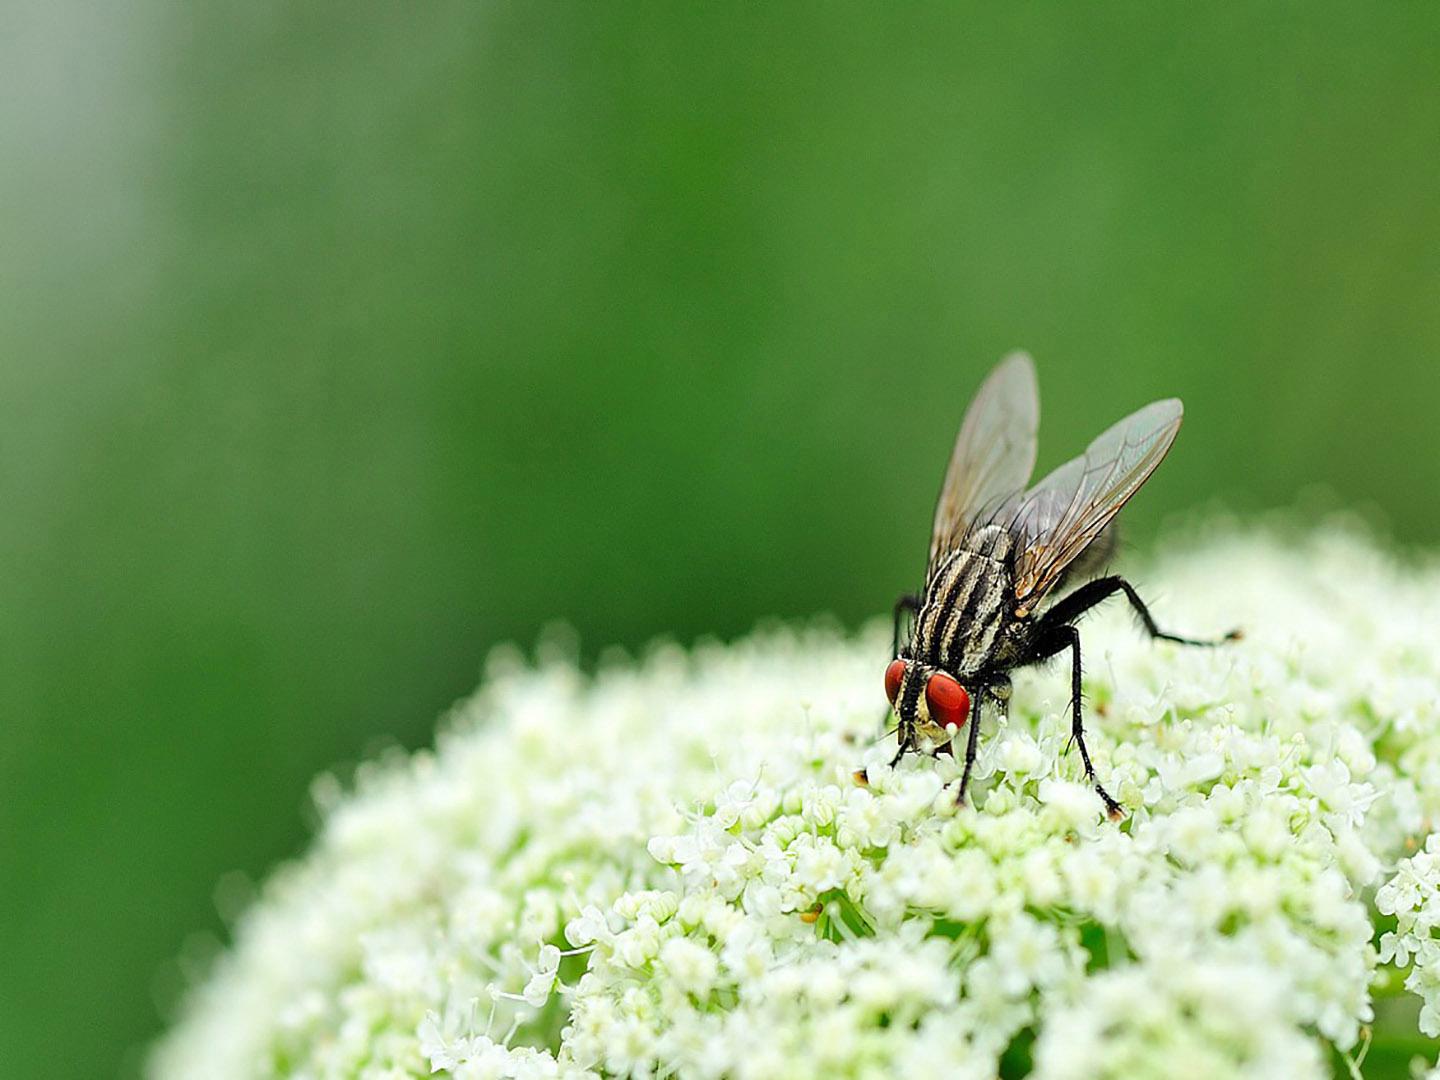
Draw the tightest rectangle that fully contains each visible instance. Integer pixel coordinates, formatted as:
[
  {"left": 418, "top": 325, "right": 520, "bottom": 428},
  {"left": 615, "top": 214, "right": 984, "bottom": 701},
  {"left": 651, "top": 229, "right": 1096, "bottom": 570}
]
[{"left": 915, "top": 524, "right": 1017, "bottom": 677}]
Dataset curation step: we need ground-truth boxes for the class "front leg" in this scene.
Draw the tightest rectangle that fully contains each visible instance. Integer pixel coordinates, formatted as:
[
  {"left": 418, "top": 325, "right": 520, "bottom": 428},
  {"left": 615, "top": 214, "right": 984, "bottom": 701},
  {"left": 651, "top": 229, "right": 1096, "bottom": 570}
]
[
  {"left": 954, "top": 696, "right": 984, "bottom": 804},
  {"left": 881, "top": 594, "right": 924, "bottom": 734},
  {"left": 891, "top": 592, "right": 921, "bottom": 657},
  {"left": 888, "top": 726, "right": 914, "bottom": 768},
  {"left": 953, "top": 680, "right": 1009, "bottom": 805}
]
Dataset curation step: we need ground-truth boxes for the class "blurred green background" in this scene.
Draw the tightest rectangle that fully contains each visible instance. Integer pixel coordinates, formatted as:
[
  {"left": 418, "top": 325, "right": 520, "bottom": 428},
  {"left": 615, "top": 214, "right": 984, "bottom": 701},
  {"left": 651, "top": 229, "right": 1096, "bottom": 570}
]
[{"left": 3, "top": 4, "right": 1439, "bottom": 1076}]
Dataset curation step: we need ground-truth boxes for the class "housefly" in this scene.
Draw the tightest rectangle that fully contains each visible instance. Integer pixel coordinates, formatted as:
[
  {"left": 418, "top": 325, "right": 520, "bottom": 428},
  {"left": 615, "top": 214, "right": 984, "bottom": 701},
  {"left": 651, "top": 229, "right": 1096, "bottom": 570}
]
[{"left": 884, "top": 353, "right": 1237, "bottom": 817}]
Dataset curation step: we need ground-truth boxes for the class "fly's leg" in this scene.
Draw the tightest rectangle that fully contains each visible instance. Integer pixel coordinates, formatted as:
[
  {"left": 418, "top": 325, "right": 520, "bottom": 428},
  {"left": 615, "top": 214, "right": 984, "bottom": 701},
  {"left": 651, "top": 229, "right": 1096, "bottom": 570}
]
[
  {"left": 953, "top": 681, "right": 1007, "bottom": 805},
  {"left": 888, "top": 721, "right": 915, "bottom": 768},
  {"left": 1039, "top": 575, "right": 1241, "bottom": 647},
  {"left": 954, "top": 697, "right": 984, "bottom": 805},
  {"left": 1040, "top": 624, "right": 1124, "bottom": 819},
  {"left": 892, "top": 592, "right": 921, "bottom": 657},
  {"left": 881, "top": 593, "right": 923, "bottom": 732},
  {"left": 1024, "top": 574, "right": 1240, "bottom": 820},
  {"left": 1059, "top": 624, "right": 1123, "bottom": 817}
]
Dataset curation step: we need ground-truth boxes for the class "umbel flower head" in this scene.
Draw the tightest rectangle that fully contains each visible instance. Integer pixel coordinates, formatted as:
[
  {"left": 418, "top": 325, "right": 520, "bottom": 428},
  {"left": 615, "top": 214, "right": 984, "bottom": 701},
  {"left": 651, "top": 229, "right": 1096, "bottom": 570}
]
[{"left": 152, "top": 526, "right": 1440, "bottom": 1080}]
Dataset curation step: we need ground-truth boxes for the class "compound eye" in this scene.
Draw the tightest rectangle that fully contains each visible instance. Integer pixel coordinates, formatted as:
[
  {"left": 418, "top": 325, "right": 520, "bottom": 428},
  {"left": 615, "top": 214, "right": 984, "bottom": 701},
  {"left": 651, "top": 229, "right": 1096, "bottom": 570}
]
[
  {"left": 925, "top": 672, "right": 971, "bottom": 730},
  {"left": 884, "top": 659, "right": 907, "bottom": 704}
]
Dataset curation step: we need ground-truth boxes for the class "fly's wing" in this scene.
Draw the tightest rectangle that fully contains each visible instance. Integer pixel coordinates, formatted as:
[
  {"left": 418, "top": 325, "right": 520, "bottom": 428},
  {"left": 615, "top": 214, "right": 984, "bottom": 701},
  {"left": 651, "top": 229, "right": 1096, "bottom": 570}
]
[
  {"left": 928, "top": 352, "right": 1039, "bottom": 567},
  {"left": 1006, "top": 398, "right": 1183, "bottom": 609}
]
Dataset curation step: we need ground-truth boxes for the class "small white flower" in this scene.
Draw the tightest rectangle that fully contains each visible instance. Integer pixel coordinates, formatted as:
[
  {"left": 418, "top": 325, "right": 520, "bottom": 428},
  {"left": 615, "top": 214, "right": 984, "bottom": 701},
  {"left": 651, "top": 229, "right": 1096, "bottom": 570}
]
[
  {"left": 791, "top": 836, "right": 849, "bottom": 893},
  {"left": 521, "top": 944, "right": 562, "bottom": 1007},
  {"left": 996, "top": 731, "right": 1045, "bottom": 776},
  {"left": 563, "top": 905, "right": 611, "bottom": 948}
]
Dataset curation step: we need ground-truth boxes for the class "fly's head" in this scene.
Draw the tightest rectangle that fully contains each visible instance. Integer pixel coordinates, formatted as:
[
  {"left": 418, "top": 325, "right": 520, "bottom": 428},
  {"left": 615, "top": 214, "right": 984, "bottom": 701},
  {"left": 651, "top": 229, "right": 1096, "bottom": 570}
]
[{"left": 884, "top": 657, "right": 971, "bottom": 742}]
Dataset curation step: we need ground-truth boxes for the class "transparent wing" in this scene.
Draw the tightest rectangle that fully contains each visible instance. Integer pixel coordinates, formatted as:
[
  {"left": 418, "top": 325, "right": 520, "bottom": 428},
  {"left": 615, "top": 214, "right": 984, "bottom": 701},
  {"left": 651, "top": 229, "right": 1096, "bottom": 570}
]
[
  {"left": 928, "top": 352, "right": 1039, "bottom": 566},
  {"left": 1006, "top": 398, "right": 1183, "bottom": 608}
]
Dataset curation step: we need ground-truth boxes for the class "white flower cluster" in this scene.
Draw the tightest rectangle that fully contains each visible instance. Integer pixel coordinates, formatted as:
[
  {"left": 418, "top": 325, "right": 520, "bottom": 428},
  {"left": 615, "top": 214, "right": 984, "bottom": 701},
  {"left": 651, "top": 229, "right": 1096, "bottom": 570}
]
[
  {"left": 151, "top": 526, "right": 1440, "bottom": 1079},
  {"left": 1377, "top": 835, "right": 1440, "bottom": 1037}
]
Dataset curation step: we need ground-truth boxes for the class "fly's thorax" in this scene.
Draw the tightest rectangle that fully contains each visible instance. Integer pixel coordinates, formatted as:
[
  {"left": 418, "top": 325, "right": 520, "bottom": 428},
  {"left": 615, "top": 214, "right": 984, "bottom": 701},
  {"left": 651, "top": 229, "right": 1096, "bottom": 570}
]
[{"left": 912, "top": 546, "right": 1017, "bottom": 677}]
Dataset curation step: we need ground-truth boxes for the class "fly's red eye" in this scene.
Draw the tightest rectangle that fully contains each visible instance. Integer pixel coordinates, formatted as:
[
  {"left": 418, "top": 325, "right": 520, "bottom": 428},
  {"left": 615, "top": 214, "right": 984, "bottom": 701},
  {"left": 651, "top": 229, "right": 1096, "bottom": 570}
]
[
  {"left": 884, "top": 659, "right": 907, "bottom": 704},
  {"left": 925, "top": 673, "right": 971, "bottom": 730}
]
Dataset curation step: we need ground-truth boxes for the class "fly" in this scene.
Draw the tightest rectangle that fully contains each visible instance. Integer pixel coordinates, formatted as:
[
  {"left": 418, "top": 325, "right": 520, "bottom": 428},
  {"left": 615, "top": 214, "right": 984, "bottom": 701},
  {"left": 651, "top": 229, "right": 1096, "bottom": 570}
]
[{"left": 883, "top": 352, "right": 1238, "bottom": 818}]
